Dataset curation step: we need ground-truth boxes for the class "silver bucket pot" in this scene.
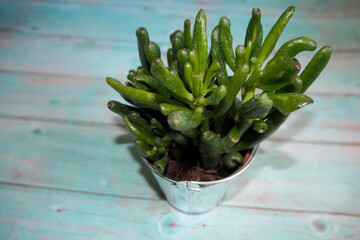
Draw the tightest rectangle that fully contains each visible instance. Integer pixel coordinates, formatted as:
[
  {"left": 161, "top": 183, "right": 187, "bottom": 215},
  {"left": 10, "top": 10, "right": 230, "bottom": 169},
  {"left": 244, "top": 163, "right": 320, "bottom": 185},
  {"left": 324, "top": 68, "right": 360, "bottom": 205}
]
[{"left": 142, "top": 145, "right": 258, "bottom": 214}]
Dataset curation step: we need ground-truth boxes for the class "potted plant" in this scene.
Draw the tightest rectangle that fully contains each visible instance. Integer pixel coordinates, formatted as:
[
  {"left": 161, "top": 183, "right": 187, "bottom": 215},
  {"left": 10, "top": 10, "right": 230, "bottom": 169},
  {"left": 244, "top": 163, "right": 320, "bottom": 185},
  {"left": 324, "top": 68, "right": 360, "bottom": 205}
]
[{"left": 106, "top": 6, "right": 331, "bottom": 214}]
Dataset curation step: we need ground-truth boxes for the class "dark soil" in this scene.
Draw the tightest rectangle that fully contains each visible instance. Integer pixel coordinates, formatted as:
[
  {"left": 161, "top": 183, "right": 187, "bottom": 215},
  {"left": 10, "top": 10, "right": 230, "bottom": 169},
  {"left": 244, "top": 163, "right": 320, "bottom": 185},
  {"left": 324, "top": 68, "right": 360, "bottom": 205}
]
[{"left": 155, "top": 150, "right": 252, "bottom": 182}]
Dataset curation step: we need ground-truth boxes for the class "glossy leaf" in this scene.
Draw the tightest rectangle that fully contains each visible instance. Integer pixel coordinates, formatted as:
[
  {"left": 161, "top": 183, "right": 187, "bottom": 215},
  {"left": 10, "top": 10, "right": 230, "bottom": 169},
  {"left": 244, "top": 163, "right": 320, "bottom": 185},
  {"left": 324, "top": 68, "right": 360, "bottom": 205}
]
[
  {"left": 270, "top": 93, "right": 314, "bottom": 115},
  {"left": 106, "top": 77, "right": 176, "bottom": 110},
  {"left": 238, "top": 92, "right": 273, "bottom": 119},
  {"left": 199, "top": 130, "right": 221, "bottom": 169},
  {"left": 167, "top": 108, "right": 203, "bottom": 132},
  {"left": 192, "top": 9, "right": 207, "bottom": 79}
]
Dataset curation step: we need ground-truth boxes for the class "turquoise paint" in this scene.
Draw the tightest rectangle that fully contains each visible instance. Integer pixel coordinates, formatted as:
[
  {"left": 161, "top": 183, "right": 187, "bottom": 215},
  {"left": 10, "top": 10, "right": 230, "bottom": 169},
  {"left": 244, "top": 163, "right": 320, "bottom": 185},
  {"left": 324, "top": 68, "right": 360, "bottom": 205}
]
[
  {"left": 0, "top": 1, "right": 359, "bottom": 51},
  {"left": 0, "top": 0, "right": 359, "bottom": 238},
  {"left": 49, "top": 99, "right": 61, "bottom": 105},
  {"left": 0, "top": 70, "right": 359, "bottom": 135},
  {"left": 0, "top": 118, "right": 359, "bottom": 214},
  {"left": 0, "top": 184, "right": 359, "bottom": 239}
]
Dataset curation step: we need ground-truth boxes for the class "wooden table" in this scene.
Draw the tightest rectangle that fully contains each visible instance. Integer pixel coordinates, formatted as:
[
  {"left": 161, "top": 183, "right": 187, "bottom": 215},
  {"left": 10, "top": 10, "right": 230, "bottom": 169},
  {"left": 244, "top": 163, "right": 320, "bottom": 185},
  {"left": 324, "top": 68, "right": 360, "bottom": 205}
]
[{"left": 0, "top": 1, "right": 359, "bottom": 239}]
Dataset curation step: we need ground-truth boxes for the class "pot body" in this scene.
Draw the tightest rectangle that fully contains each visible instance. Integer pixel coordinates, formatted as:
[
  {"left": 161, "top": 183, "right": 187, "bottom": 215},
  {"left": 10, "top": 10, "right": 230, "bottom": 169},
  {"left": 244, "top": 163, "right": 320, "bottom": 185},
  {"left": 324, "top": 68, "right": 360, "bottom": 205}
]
[{"left": 142, "top": 145, "right": 258, "bottom": 214}]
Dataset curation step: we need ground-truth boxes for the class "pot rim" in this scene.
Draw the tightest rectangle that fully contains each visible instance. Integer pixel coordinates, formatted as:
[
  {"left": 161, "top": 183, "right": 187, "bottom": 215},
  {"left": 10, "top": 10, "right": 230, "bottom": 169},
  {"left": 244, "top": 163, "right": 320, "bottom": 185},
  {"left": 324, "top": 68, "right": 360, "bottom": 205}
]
[{"left": 141, "top": 145, "right": 258, "bottom": 186}]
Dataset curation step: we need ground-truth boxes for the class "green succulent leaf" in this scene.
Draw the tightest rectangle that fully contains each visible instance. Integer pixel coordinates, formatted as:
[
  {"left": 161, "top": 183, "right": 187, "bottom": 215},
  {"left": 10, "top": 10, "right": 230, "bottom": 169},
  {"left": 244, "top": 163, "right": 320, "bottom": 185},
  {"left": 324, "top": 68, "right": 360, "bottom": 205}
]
[
  {"left": 167, "top": 108, "right": 203, "bottom": 132},
  {"left": 253, "top": 57, "right": 301, "bottom": 91},
  {"left": 199, "top": 130, "right": 221, "bottom": 169},
  {"left": 221, "top": 120, "right": 251, "bottom": 151},
  {"left": 133, "top": 81, "right": 150, "bottom": 91},
  {"left": 192, "top": 9, "right": 207, "bottom": 79},
  {"left": 107, "top": 100, "right": 134, "bottom": 117},
  {"left": 123, "top": 115, "right": 156, "bottom": 146},
  {"left": 136, "top": 66, "right": 150, "bottom": 76},
  {"left": 203, "top": 60, "right": 221, "bottom": 89},
  {"left": 300, "top": 45, "right": 332, "bottom": 93},
  {"left": 235, "top": 45, "right": 247, "bottom": 69},
  {"left": 171, "top": 131, "right": 189, "bottom": 145},
  {"left": 154, "top": 154, "right": 169, "bottom": 174},
  {"left": 200, "top": 85, "right": 227, "bottom": 105},
  {"left": 133, "top": 74, "right": 169, "bottom": 95},
  {"left": 150, "top": 118, "right": 166, "bottom": 132},
  {"left": 238, "top": 92, "right": 273, "bottom": 119},
  {"left": 214, "top": 64, "right": 249, "bottom": 117},
  {"left": 276, "top": 75, "right": 303, "bottom": 93},
  {"left": 106, "top": 77, "right": 177, "bottom": 110},
  {"left": 136, "top": 27, "right": 151, "bottom": 71},
  {"left": 150, "top": 58, "right": 194, "bottom": 101},
  {"left": 177, "top": 48, "right": 190, "bottom": 78},
  {"left": 127, "top": 111, "right": 156, "bottom": 140},
  {"left": 223, "top": 151, "right": 244, "bottom": 169},
  {"left": 167, "top": 48, "right": 173, "bottom": 66},
  {"left": 135, "top": 138, "right": 154, "bottom": 158},
  {"left": 106, "top": 7, "right": 331, "bottom": 172},
  {"left": 184, "top": 19, "right": 192, "bottom": 49},
  {"left": 192, "top": 72, "right": 202, "bottom": 98},
  {"left": 127, "top": 70, "right": 137, "bottom": 81},
  {"left": 184, "top": 62, "right": 194, "bottom": 90},
  {"left": 211, "top": 26, "right": 229, "bottom": 86},
  {"left": 230, "top": 110, "right": 289, "bottom": 152},
  {"left": 245, "top": 8, "right": 263, "bottom": 62},
  {"left": 219, "top": 16, "right": 236, "bottom": 71},
  {"left": 145, "top": 41, "right": 161, "bottom": 65},
  {"left": 170, "top": 30, "right": 185, "bottom": 60},
  {"left": 274, "top": 37, "right": 317, "bottom": 59},
  {"left": 256, "top": 6, "right": 295, "bottom": 66},
  {"left": 159, "top": 103, "right": 191, "bottom": 116},
  {"left": 270, "top": 93, "right": 314, "bottom": 115},
  {"left": 252, "top": 119, "right": 268, "bottom": 133}
]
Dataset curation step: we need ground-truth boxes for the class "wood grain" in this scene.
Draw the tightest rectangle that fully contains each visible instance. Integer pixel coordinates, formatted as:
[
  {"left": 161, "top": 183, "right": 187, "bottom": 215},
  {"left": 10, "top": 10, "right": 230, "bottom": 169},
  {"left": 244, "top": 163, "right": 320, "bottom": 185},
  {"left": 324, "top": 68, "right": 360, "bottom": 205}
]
[
  {"left": 0, "top": 117, "right": 359, "bottom": 215},
  {"left": 1, "top": 0, "right": 358, "bottom": 45},
  {"left": 0, "top": 0, "right": 359, "bottom": 77},
  {"left": 0, "top": 0, "right": 359, "bottom": 238},
  {"left": 1, "top": 67, "right": 359, "bottom": 144},
  {"left": 3, "top": 30, "right": 356, "bottom": 78},
  {"left": 0, "top": 183, "right": 359, "bottom": 240}
]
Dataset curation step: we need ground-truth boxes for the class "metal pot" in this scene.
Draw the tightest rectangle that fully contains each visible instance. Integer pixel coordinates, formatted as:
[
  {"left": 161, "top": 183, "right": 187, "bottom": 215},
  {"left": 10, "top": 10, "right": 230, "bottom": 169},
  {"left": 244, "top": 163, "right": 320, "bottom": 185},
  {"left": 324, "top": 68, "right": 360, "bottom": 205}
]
[{"left": 141, "top": 145, "right": 258, "bottom": 214}]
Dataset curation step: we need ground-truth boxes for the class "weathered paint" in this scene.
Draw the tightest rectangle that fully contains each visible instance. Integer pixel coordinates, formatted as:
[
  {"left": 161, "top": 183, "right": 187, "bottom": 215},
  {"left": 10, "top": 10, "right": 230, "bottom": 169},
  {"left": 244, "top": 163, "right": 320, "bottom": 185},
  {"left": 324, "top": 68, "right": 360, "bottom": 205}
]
[
  {"left": 0, "top": 0, "right": 359, "bottom": 238},
  {"left": 0, "top": 0, "right": 359, "bottom": 47},
  {"left": 0, "top": 1, "right": 359, "bottom": 77},
  {"left": 0, "top": 184, "right": 359, "bottom": 240},
  {"left": 0, "top": 117, "right": 359, "bottom": 215},
  {"left": 0, "top": 71, "right": 359, "bottom": 144}
]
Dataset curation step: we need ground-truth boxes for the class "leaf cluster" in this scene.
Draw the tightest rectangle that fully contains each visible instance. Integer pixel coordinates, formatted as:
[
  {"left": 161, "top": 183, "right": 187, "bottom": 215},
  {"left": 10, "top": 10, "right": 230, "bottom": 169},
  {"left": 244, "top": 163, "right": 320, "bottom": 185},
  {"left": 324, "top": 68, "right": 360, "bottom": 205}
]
[{"left": 107, "top": 7, "right": 332, "bottom": 173}]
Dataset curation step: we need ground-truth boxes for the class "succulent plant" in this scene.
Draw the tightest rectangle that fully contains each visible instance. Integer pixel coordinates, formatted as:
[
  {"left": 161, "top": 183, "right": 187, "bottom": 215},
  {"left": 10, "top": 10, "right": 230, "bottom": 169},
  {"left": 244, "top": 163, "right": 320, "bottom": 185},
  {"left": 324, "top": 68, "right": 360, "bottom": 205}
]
[{"left": 106, "top": 6, "right": 331, "bottom": 175}]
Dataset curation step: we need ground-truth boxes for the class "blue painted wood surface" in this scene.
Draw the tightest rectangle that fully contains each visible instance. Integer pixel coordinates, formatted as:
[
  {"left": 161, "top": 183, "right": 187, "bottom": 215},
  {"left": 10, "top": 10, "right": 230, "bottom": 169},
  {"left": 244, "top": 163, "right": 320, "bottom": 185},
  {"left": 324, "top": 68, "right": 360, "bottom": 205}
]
[{"left": 0, "top": 0, "right": 360, "bottom": 239}]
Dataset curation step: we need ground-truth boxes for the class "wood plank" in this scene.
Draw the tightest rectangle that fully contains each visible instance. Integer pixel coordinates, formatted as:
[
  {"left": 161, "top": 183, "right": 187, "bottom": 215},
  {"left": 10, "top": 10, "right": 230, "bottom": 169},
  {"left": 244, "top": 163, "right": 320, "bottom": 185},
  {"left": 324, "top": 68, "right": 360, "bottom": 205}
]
[
  {"left": 0, "top": 117, "right": 359, "bottom": 215},
  {"left": 0, "top": 184, "right": 359, "bottom": 240},
  {"left": 0, "top": 23, "right": 358, "bottom": 145},
  {"left": 0, "top": 49, "right": 358, "bottom": 94},
  {"left": 0, "top": 24, "right": 357, "bottom": 87},
  {"left": 0, "top": 24, "right": 358, "bottom": 144},
  {"left": 226, "top": 141, "right": 360, "bottom": 214},
  {"left": 0, "top": 67, "right": 359, "bottom": 144},
  {"left": 0, "top": 1, "right": 358, "bottom": 237},
  {"left": 0, "top": 0, "right": 359, "bottom": 50},
  {"left": 9, "top": 0, "right": 360, "bottom": 18},
  {"left": 0, "top": 31, "right": 139, "bottom": 78},
  {"left": 0, "top": 26, "right": 358, "bottom": 78}
]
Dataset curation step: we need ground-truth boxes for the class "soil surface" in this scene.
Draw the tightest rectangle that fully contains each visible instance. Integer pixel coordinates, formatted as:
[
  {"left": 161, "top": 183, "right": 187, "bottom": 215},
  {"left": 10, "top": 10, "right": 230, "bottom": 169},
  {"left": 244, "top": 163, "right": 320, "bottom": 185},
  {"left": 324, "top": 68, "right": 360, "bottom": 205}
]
[{"left": 161, "top": 150, "right": 252, "bottom": 182}]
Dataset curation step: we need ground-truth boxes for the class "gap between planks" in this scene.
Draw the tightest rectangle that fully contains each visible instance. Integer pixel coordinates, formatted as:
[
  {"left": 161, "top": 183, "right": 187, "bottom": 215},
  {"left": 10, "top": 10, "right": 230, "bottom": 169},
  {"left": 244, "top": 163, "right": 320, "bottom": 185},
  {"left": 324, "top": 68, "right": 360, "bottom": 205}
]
[
  {"left": 0, "top": 26, "right": 148, "bottom": 44},
  {"left": 0, "top": 68, "right": 359, "bottom": 98},
  {"left": 9, "top": 0, "right": 360, "bottom": 20},
  {"left": 0, "top": 114, "right": 359, "bottom": 147},
  {"left": 1, "top": 180, "right": 359, "bottom": 218},
  {"left": 0, "top": 27, "right": 359, "bottom": 53}
]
